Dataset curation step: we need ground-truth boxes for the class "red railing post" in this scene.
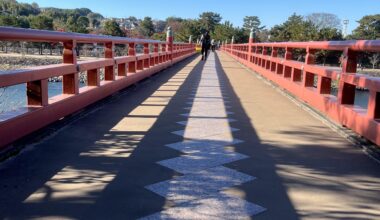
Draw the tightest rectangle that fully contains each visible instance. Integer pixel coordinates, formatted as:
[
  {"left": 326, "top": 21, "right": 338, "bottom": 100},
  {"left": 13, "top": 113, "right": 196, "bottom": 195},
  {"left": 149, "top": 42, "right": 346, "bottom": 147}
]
[
  {"left": 161, "top": 43, "right": 166, "bottom": 62},
  {"left": 262, "top": 47, "right": 268, "bottom": 68},
  {"left": 128, "top": 42, "right": 136, "bottom": 73},
  {"left": 143, "top": 43, "right": 150, "bottom": 69},
  {"left": 136, "top": 44, "right": 144, "bottom": 71},
  {"left": 304, "top": 47, "right": 316, "bottom": 86},
  {"left": 104, "top": 42, "right": 115, "bottom": 80},
  {"left": 153, "top": 43, "right": 158, "bottom": 65},
  {"left": 167, "top": 26, "right": 173, "bottom": 62},
  {"left": 231, "top": 36, "right": 234, "bottom": 55},
  {"left": 117, "top": 43, "right": 127, "bottom": 77},
  {"left": 62, "top": 40, "right": 79, "bottom": 95},
  {"left": 338, "top": 48, "right": 357, "bottom": 104},
  {"left": 368, "top": 91, "right": 380, "bottom": 119},
  {"left": 271, "top": 47, "right": 278, "bottom": 72},
  {"left": 88, "top": 69, "right": 100, "bottom": 86},
  {"left": 26, "top": 79, "right": 48, "bottom": 106}
]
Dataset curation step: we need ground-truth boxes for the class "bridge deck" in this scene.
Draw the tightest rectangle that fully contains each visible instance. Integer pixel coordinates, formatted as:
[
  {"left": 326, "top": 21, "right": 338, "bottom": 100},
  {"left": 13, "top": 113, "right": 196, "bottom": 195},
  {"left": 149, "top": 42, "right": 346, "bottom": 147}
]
[{"left": 1, "top": 52, "right": 379, "bottom": 219}]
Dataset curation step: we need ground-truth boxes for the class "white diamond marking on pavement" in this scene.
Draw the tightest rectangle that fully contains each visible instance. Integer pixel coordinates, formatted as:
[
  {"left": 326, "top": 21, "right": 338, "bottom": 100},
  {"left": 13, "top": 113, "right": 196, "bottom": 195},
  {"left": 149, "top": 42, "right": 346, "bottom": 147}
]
[{"left": 142, "top": 53, "right": 266, "bottom": 219}]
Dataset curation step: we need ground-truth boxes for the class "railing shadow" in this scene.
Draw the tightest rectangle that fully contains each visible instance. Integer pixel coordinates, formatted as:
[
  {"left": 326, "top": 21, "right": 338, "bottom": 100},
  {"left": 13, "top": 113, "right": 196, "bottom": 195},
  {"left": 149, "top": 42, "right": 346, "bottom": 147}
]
[
  {"left": 215, "top": 51, "right": 380, "bottom": 219},
  {"left": 213, "top": 52, "right": 300, "bottom": 219}
]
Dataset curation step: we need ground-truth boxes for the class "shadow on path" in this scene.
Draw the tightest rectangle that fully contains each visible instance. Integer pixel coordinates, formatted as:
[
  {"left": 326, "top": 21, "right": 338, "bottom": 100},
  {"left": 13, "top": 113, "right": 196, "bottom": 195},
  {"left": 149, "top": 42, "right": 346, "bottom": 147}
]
[
  {"left": 215, "top": 51, "right": 380, "bottom": 219},
  {"left": 0, "top": 54, "right": 207, "bottom": 219}
]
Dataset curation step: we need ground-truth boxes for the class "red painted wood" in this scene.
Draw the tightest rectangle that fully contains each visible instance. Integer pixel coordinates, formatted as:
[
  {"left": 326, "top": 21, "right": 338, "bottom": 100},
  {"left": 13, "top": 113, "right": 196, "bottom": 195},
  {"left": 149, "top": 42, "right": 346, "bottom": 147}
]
[
  {"left": 0, "top": 27, "right": 196, "bottom": 148},
  {"left": 222, "top": 38, "right": 380, "bottom": 147}
]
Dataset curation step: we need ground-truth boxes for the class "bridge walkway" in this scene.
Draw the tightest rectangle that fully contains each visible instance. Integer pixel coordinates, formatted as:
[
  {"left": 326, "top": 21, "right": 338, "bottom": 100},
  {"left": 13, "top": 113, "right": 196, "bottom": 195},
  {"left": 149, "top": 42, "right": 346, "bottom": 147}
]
[{"left": 0, "top": 52, "right": 379, "bottom": 219}]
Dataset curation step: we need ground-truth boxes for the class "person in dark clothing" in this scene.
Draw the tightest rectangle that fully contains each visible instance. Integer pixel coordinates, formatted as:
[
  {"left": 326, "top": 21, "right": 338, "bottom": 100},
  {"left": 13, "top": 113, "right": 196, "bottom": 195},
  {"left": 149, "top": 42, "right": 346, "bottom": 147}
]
[{"left": 200, "top": 31, "right": 211, "bottom": 60}]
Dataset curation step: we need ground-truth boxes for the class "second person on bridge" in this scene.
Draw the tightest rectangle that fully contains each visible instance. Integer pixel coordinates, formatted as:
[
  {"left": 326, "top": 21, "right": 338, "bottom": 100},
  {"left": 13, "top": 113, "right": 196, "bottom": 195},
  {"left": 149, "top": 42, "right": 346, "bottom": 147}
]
[{"left": 200, "top": 31, "right": 211, "bottom": 61}]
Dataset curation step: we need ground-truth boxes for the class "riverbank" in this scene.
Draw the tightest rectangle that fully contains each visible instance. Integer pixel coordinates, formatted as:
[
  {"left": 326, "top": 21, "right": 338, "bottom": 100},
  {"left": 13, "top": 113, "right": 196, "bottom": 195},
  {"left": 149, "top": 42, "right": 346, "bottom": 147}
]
[{"left": 0, "top": 53, "right": 102, "bottom": 83}]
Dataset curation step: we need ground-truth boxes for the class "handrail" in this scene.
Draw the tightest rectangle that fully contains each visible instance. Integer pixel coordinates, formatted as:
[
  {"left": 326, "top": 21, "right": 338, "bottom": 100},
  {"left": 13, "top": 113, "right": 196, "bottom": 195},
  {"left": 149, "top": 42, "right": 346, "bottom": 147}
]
[
  {"left": 222, "top": 38, "right": 380, "bottom": 147},
  {"left": 0, "top": 27, "right": 196, "bottom": 148},
  {"left": 230, "top": 40, "right": 380, "bottom": 52},
  {"left": 0, "top": 26, "right": 164, "bottom": 44}
]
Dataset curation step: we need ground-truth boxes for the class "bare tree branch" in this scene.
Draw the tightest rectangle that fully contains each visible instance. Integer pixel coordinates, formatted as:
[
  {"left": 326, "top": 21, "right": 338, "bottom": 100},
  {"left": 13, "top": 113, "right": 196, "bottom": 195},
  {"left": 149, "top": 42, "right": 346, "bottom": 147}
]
[{"left": 369, "top": 53, "right": 380, "bottom": 69}]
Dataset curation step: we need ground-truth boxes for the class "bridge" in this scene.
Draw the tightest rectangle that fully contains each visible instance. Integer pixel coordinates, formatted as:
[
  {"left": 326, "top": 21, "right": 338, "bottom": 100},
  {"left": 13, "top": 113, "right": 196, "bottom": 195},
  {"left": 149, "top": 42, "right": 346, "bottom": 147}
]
[{"left": 0, "top": 27, "right": 379, "bottom": 219}]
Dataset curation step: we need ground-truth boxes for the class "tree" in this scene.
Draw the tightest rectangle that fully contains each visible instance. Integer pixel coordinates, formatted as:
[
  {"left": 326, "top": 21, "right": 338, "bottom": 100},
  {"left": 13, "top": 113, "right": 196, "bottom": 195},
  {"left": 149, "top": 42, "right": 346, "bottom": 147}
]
[
  {"left": 306, "top": 13, "right": 342, "bottom": 30},
  {"left": 16, "top": 16, "right": 30, "bottom": 28},
  {"left": 165, "top": 16, "right": 184, "bottom": 33},
  {"left": 175, "top": 19, "right": 201, "bottom": 42},
  {"left": 29, "top": 15, "right": 53, "bottom": 30},
  {"left": 213, "top": 21, "right": 235, "bottom": 42},
  {"left": 153, "top": 19, "right": 167, "bottom": 33},
  {"left": 198, "top": 12, "right": 222, "bottom": 33},
  {"left": 76, "top": 16, "right": 90, "bottom": 33},
  {"left": 0, "top": 14, "right": 19, "bottom": 27},
  {"left": 151, "top": 32, "right": 166, "bottom": 41},
  {"left": 243, "top": 16, "right": 265, "bottom": 32},
  {"left": 369, "top": 53, "right": 380, "bottom": 69},
  {"left": 317, "top": 27, "right": 343, "bottom": 41},
  {"left": 233, "top": 27, "right": 249, "bottom": 43},
  {"left": 102, "top": 20, "right": 125, "bottom": 37},
  {"left": 139, "top": 16, "right": 155, "bottom": 37},
  {"left": 256, "top": 29, "right": 270, "bottom": 42},
  {"left": 269, "top": 13, "right": 318, "bottom": 42},
  {"left": 212, "top": 21, "right": 248, "bottom": 43},
  {"left": 352, "top": 14, "right": 380, "bottom": 39},
  {"left": 125, "top": 16, "right": 140, "bottom": 29},
  {"left": 87, "top": 12, "right": 103, "bottom": 29},
  {"left": 315, "top": 28, "right": 343, "bottom": 65},
  {"left": 53, "top": 18, "right": 66, "bottom": 31},
  {"left": 65, "top": 16, "right": 76, "bottom": 32},
  {"left": 74, "top": 8, "right": 92, "bottom": 17}
]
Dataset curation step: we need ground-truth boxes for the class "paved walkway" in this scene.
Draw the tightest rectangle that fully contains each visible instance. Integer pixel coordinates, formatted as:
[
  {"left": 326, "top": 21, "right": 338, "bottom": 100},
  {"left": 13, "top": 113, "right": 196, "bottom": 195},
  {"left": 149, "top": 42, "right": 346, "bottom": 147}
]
[{"left": 0, "top": 52, "right": 380, "bottom": 219}]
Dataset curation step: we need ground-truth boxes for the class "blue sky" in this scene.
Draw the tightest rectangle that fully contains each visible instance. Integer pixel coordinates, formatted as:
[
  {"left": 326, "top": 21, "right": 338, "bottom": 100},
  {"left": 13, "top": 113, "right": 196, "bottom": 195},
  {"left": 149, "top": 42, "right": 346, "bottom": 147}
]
[{"left": 20, "top": 0, "right": 380, "bottom": 34}]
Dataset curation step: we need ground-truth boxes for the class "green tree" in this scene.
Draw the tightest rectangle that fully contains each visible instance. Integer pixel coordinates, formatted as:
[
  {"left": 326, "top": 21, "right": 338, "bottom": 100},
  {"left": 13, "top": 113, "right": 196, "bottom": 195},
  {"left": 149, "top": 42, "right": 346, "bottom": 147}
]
[
  {"left": 53, "top": 18, "right": 67, "bottom": 31},
  {"left": 102, "top": 20, "right": 125, "bottom": 37},
  {"left": 0, "top": 14, "right": 17, "bottom": 26},
  {"left": 269, "top": 13, "right": 318, "bottom": 42},
  {"left": 198, "top": 12, "right": 222, "bottom": 33},
  {"left": 0, "top": 14, "right": 30, "bottom": 28},
  {"left": 29, "top": 15, "right": 53, "bottom": 30},
  {"left": 318, "top": 27, "right": 343, "bottom": 41},
  {"left": 213, "top": 21, "right": 235, "bottom": 42},
  {"left": 352, "top": 14, "right": 380, "bottom": 39},
  {"left": 87, "top": 12, "right": 103, "bottom": 29},
  {"left": 65, "top": 16, "right": 76, "bottom": 32},
  {"left": 76, "top": 16, "right": 90, "bottom": 33},
  {"left": 175, "top": 19, "right": 201, "bottom": 42},
  {"left": 151, "top": 32, "right": 166, "bottom": 41},
  {"left": 74, "top": 8, "right": 92, "bottom": 16},
  {"left": 139, "top": 16, "right": 155, "bottom": 37},
  {"left": 212, "top": 21, "right": 248, "bottom": 43},
  {"left": 243, "top": 16, "right": 264, "bottom": 32}
]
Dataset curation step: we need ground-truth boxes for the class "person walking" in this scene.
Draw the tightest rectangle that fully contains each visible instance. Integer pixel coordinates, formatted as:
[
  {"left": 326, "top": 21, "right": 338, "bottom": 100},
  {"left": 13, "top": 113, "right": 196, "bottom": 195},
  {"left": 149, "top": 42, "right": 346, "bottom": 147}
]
[
  {"left": 200, "top": 31, "right": 211, "bottom": 60},
  {"left": 211, "top": 39, "right": 216, "bottom": 52}
]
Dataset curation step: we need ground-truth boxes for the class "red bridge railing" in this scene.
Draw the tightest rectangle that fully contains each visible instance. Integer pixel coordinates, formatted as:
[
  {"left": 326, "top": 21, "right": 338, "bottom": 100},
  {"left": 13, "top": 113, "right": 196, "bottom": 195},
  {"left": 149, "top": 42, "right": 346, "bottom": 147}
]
[
  {"left": 222, "top": 36, "right": 380, "bottom": 147},
  {"left": 0, "top": 27, "right": 195, "bottom": 148}
]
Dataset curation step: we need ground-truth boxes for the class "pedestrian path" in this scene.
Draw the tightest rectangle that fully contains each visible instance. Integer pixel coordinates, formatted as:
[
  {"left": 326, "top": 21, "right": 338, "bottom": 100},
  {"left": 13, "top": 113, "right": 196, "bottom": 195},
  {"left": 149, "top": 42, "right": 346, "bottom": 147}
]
[{"left": 142, "top": 53, "right": 266, "bottom": 219}]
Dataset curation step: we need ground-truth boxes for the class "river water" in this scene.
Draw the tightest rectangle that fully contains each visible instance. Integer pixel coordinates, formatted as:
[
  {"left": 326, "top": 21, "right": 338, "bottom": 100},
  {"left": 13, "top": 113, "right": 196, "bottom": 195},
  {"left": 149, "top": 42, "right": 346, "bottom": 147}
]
[
  {"left": 0, "top": 82, "right": 84, "bottom": 113},
  {"left": 0, "top": 82, "right": 370, "bottom": 114}
]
